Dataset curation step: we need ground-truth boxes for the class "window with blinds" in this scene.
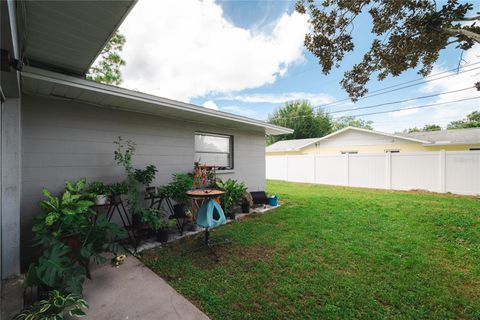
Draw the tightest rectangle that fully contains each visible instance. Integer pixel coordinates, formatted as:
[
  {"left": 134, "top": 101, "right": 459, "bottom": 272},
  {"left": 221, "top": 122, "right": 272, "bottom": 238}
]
[{"left": 194, "top": 132, "right": 233, "bottom": 170}]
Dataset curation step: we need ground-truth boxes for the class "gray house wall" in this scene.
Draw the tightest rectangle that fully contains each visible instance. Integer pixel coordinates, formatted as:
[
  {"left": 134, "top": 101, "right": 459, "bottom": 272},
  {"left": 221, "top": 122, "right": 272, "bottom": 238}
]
[{"left": 20, "top": 94, "right": 266, "bottom": 266}]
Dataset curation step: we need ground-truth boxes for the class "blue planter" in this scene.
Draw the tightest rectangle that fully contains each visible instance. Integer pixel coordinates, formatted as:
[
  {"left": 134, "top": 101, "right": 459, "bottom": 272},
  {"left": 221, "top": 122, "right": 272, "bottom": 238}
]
[{"left": 268, "top": 195, "right": 278, "bottom": 207}]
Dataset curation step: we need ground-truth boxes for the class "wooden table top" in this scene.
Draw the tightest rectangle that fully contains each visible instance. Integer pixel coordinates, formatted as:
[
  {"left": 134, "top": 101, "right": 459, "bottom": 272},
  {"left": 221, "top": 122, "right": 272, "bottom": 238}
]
[{"left": 186, "top": 188, "right": 225, "bottom": 198}]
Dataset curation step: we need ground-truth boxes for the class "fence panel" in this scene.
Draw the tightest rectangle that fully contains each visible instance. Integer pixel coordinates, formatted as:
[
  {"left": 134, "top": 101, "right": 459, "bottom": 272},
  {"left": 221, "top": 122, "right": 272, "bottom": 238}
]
[
  {"left": 391, "top": 153, "right": 440, "bottom": 192},
  {"left": 265, "top": 156, "right": 287, "bottom": 181},
  {"left": 445, "top": 151, "right": 480, "bottom": 195},
  {"left": 349, "top": 154, "right": 386, "bottom": 189},
  {"left": 287, "top": 155, "right": 315, "bottom": 183},
  {"left": 266, "top": 151, "right": 480, "bottom": 195},
  {"left": 314, "top": 155, "right": 346, "bottom": 185}
]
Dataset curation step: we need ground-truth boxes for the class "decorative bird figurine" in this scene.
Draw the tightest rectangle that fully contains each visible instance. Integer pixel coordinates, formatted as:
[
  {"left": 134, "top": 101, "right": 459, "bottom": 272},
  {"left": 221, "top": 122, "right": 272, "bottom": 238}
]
[{"left": 111, "top": 254, "right": 127, "bottom": 267}]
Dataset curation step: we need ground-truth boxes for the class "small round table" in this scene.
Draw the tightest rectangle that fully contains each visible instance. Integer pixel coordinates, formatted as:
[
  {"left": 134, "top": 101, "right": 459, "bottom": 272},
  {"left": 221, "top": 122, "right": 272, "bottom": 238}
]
[{"left": 186, "top": 188, "right": 225, "bottom": 213}]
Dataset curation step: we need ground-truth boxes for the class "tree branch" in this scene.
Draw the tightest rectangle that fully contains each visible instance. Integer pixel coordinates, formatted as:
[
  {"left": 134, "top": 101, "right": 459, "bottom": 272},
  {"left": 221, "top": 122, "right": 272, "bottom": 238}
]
[
  {"left": 442, "top": 27, "right": 480, "bottom": 43},
  {"left": 455, "top": 15, "right": 480, "bottom": 21}
]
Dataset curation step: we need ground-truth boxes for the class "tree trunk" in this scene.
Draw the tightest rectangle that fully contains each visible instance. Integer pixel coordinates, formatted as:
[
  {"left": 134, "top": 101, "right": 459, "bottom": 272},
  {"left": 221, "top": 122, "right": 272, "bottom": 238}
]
[{"left": 443, "top": 27, "right": 480, "bottom": 43}]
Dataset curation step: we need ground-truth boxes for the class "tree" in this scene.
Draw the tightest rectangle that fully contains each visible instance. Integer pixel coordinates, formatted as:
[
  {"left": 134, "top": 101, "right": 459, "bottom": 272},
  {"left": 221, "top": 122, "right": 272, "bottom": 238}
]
[
  {"left": 331, "top": 116, "right": 373, "bottom": 131},
  {"left": 296, "top": 0, "right": 480, "bottom": 101},
  {"left": 405, "top": 124, "right": 442, "bottom": 133},
  {"left": 447, "top": 110, "right": 480, "bottom": 128},
  {"left": 87, "top": 31, "right": 126, "bottom": 85},
  {"left": 268, "top": 100, "right": 332, "bottom": 144}
]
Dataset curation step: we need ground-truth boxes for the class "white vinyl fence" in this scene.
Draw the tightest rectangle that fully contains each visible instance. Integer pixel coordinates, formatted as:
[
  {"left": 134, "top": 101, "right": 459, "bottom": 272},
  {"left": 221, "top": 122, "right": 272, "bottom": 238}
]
[{"left": 266, "top": 151, "right": 480, "bottom": 195}]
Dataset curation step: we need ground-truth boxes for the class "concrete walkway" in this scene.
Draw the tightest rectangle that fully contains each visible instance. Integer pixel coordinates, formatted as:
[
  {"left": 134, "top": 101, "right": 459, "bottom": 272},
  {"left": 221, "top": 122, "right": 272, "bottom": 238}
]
[{"left": 82, "top": 256, "right": 209, "bottom": 320}]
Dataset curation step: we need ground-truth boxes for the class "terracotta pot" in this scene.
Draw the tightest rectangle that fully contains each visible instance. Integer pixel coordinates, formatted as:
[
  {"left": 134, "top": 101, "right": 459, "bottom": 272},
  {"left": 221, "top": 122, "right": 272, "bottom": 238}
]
[{"left": 61, "top": 234, "right": 79, "bottom": 259}]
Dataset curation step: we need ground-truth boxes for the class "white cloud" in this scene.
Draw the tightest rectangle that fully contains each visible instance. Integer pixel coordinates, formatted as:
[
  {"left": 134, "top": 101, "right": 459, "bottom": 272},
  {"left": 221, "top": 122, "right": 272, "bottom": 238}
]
[
  {"left": 218, "top": 92, "right": 335, "bottom": 105},
  {"left": 221, "top": 105, "right": 258, "bottom": 118},
  {"left": 119, "top": 0, "right": 309, "bottom": 102},
  {"left": 202, "top": 100, "right": 219, "bottom": 110}
]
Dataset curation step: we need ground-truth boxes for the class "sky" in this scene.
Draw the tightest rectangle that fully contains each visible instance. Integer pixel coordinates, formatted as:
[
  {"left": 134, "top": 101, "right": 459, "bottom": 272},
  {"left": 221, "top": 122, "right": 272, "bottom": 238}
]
[{"left": 118, "top": 0, "right": 480, "bottom": 133}]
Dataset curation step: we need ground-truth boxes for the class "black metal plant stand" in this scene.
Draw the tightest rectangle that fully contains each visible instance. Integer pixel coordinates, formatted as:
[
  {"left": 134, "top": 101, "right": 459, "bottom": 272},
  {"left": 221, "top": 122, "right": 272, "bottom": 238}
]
[
  {"left": 95, "top": 198, "right": 138, "bottom": 250},
  {"left": 146, "top": 194, "right": 188, "bottom": 235}
]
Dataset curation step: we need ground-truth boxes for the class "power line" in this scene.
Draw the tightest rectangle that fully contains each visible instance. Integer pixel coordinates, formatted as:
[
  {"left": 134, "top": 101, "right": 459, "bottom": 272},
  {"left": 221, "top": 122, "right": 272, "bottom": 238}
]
[
  {"left": 317, "top": 62, "right": 480, "bottom": 110},
  {"left": 329, "top": 86, "right": 475, "bottom": 115},
  {"left": 340, "top": 96, "right": 480, "bottom": 118},
  {"left": 271, "top": 96, "right": 480, "bottom": 123}
]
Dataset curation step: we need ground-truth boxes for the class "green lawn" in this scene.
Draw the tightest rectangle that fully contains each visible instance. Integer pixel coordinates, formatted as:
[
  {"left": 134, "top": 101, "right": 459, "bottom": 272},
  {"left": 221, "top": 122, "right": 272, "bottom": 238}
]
[{"left": 140, "top": 180, "right": 480, "bottom": 319}]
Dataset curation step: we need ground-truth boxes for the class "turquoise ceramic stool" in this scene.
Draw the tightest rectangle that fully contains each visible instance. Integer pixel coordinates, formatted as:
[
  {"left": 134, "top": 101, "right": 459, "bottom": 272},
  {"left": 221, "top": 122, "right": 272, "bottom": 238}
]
[
  {"left": 194, "top": 199, "right": 229, "bottom": 258},
  {"left": 196, "top": 198, "right": 226, "bottom": 229}
]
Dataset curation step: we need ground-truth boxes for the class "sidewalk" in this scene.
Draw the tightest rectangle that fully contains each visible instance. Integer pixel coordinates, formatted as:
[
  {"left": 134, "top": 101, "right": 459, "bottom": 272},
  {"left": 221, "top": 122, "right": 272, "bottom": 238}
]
[{"left": 82, "top": 256, "right": 209, "bottom": 320}]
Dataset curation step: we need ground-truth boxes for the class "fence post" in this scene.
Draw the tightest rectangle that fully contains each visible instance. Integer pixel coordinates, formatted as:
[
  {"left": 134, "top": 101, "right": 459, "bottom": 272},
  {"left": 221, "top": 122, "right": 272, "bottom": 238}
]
[
  {"left": 439, "top": 150, "right": 446, "bottom": 193},
  {"left": 385, "top": 152, "right": 392, "bottom": 190},
  {"left": 285, "top": 155, "right": 289, "bottom": 181},
  {"left": 345, "top": 153, "right": 350, "bottom": 186},
  {"left": 312, "top": 155, "right": 317, "bottom": 183}
]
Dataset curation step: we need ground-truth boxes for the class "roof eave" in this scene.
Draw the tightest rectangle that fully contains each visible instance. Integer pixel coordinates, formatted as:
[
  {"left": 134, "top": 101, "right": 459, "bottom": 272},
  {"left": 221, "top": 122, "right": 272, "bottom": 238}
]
[{"left": 21, "top": 66, "right": 292, "bottom": 136}]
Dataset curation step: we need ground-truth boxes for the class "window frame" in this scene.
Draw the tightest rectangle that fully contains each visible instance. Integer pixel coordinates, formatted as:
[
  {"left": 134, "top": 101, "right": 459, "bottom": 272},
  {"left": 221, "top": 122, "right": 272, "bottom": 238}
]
[
  {"left": 194, "top": 131, "right": 234, "bottom": 170},
  {"left": 385, "top": 149, "right": 401, "bottom": 153}
]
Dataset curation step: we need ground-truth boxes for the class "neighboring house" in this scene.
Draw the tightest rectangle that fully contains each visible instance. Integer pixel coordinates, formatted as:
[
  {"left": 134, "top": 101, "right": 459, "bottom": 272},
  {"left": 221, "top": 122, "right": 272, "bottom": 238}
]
[
  {"left": 266, "top": 126, "right": 480, "bottom": 156},
  {"left": 0, "top": 1, "right": 291, "bottom": 285}
]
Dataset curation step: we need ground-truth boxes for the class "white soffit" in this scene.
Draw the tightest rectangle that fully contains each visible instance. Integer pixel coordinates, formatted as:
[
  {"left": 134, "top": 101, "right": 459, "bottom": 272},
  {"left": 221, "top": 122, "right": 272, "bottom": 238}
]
[{"left": 19, "top": 0, "right": 136, "bottom": 76}]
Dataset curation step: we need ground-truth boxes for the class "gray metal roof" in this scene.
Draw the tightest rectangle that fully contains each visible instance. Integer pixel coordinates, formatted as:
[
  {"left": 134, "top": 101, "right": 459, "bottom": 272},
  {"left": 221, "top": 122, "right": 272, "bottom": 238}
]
[
  {"left": 400, "top": 128, "right": 480, "bottom": 145},
  {"left": 18, "top": 0, "right": 136, "bottom": 76},
  {"left": 266, "top": 138, "right": 321, "bottom": 152}
]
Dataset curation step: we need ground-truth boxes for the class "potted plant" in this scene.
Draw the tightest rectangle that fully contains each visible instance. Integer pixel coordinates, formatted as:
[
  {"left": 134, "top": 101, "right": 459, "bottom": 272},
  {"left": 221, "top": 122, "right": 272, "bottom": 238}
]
[
  {"left": 108, "top": 181, "right": 128, "bottom": 203},
  {"left": 25, "top": 179, "right": 126, "bottom": 296},
  {"left": 14, "top": 289, "right": 89, "bottom": 320},
  {"left": 134, "top": 164, "right": 158, "bottom": 195},
  {"left": 87, "top": 181, "right": 109, "bottom": 205},
  {"left": 216, "top": 179, "right": 247, "bottom": 220},
  {"left": 140, "top": 208, "right": 170, "bottom": 242},
  {"left": 165, "top": 173, "right": 194, "bottom": 218}
]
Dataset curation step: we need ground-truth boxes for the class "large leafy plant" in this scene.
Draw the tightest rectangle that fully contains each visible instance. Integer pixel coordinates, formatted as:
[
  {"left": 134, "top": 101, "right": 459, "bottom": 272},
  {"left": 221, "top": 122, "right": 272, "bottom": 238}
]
[
  {"left": 24, "top": 241, "right": 86, "bottom": 295},
  {"left": 33, "top": 179, "right": 95, "bottom": 239},
  {"left": 14, "top": 289, "right": 89, "bottom": 320},
  {"left": 216, "top": 179, "right": 247, "bottom": 213},
  {"left": 26, "top": 179, "right": 125, "bottom": 295}
]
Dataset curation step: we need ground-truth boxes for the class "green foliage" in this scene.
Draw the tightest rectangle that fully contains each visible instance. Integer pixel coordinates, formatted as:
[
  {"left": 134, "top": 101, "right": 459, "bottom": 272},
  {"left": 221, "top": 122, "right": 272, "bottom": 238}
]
[
  {"left": 405, "top": 124, "right": 443, "bottom": 133},
  {"left": 86, "top": 181, "right": 108, "bottom": 195},
  {"left": 216, "top": 179, "right": 247, "bottom": 213},
  {"left": 267, "top": 100, "right": 332, "bottom": 144},
  {"left": 134, "top": 165, "right": 158, "bottom": 186},
  {"left": 86, "top": 31, "right": 126, "bottom": 85},
  {"left": 447, "top": 110, "right": 480, "bottom": 129},
  {"left": 114, "top": 137, "right": 142, "bottom": 216},
  {"left": 108, "top": 181, "right": 129, "bottom": 196},
  {"left": 159, "top": 173, "right": 194, "bottom": 204},
  {"left": 33, "top": 179, "right": 95, "bottom": 239},
  {"left": 331, "top": 116, "right": 374, "bottom": 131},
  {"left": 296, "top": 0, "right": 480, "bottom": 101},
  {"left": 14, "top": 290, "right": 89, "bottom": 320},
  {"left": 26, "top": 179, "right": 125, "bottom": 295},
  {"left": 24, "top": 241, "right": 86, "bottom": 295},
  {"left": 141, "top": 208, "right": 167, "bottom": 231}
]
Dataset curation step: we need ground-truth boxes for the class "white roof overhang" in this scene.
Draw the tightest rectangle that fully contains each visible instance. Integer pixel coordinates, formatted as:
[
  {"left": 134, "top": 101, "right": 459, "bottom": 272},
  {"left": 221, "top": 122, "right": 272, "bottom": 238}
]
[
  {"left": 17, "top": 0, "right": 137, "bottom": 76},
  {"left": 21, "top": 67, "right": 293, "bottom": 136}
]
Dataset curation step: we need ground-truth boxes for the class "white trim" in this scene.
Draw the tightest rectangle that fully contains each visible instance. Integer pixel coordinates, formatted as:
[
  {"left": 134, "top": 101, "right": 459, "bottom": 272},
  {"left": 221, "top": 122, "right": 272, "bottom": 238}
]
[{"left": 21, "top": 67, "right": 293, "bottom": 136}]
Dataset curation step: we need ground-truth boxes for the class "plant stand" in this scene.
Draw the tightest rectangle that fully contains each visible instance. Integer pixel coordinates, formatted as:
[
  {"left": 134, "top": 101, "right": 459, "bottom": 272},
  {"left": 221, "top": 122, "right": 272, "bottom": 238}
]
[{"left": 146, "top": 194, "right": 188, "bottom": 235}]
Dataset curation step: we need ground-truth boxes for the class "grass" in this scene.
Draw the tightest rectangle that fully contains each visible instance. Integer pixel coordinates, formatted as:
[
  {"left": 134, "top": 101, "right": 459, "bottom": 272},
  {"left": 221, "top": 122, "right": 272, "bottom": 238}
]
[{"left": 140, "top": 180, "right": 480, "bottom": 319}]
